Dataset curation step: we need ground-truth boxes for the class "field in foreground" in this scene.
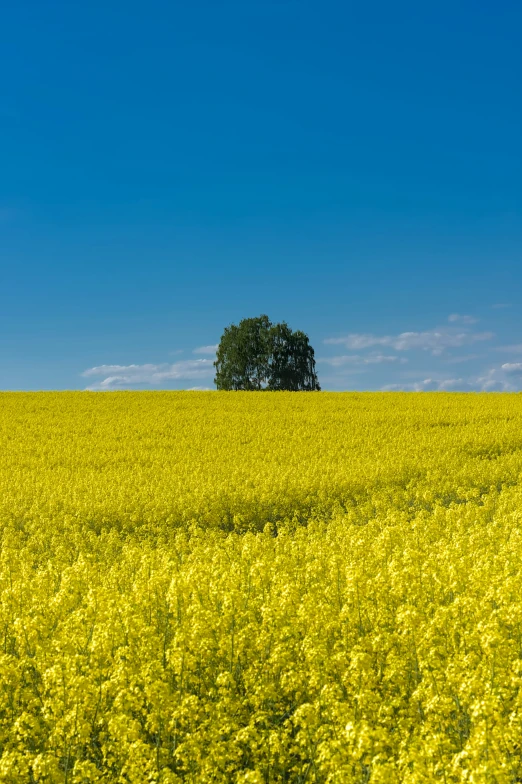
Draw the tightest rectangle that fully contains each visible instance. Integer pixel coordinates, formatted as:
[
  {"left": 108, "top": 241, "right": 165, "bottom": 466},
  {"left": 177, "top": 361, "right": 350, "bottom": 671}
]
[{"left": 1, "top": 391, "right": 522, "bottom": 783}]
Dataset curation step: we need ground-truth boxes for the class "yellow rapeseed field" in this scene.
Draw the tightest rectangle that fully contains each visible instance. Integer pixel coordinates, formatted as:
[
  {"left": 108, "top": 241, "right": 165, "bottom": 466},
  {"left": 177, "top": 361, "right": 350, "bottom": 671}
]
[{"left": 1, "top": 391, "right": 522, "bottom": 783}]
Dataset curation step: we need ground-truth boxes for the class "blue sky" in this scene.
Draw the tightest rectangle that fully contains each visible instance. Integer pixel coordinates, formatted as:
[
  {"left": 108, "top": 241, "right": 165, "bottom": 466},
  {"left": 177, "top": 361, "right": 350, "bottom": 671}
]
[{"left": 1, "top": 0, "right": 521, "bottom": 391}]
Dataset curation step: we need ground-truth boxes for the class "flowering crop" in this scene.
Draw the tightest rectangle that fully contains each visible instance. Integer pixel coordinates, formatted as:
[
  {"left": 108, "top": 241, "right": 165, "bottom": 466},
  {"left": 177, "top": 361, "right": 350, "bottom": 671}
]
[{"left": 1, "top": 391, "right": 522, "bottom": 782}]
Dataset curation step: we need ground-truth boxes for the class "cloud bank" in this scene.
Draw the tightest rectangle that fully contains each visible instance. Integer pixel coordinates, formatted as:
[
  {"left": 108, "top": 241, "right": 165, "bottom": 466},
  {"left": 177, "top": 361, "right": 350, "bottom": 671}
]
[
  {"left": 382, "top": 366, "right": 521, "bottom": 392},
  {"left": 324, "top": 329, "right": 493, "bottom": 356},
  {"left": 82, "top": 360, "right": 214, "bottom": 390}
]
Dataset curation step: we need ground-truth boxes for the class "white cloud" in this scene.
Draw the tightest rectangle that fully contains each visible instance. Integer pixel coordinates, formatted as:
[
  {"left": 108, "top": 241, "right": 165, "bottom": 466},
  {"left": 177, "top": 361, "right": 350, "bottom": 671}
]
[
  {"left": 381, "top": 378, "right": 471, "bottom": 392},
  {"left": 434, "top": 379, "right": 465, "bottom": 390},
  {"left": 475, "top": 367, "right": 516, "bottom": 391},
  {"left": 318, "top": 354, "right": 407, "bottom": 367},
  {"left": 501, "top": 363, "right": 522, "bottom": 375},
  {"left": 495, "top": 344, "right": 522, "bottom": 353},
  {"left": 448, "top": 314, "right": 477, "bottom": 324},
  {"left": 324, "top": 334, "right": 392, "bottom": 350},
  {"left": 325, "top": 330, "right": 493, "bottom": 355},
  {"left": 193, "top": 345, "right": 218, "bottom": 355},
  {"left": 382, "top": 367, "right": 521, "bottom": 392},
  {"left": 82, "top": 360, "right": 214, "bottom": 390}
]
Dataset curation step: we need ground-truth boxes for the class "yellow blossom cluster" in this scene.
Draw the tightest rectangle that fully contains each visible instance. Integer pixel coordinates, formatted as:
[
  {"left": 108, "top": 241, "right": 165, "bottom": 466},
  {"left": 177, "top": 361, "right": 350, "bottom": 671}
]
[{"left": 1, "top": 391, "right": 522, "bottom": 782}]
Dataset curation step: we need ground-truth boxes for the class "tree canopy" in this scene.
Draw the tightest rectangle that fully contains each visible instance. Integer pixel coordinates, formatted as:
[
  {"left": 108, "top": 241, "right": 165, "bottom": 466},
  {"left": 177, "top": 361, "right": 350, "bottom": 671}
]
[{"left": 214, "top": 315, "right": 321, "bottom": 391}]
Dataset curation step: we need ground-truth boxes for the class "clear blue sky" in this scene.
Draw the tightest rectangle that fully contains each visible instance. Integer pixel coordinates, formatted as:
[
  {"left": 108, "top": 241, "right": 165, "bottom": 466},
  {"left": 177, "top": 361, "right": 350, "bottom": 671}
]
[{"left": 1, "top": 0, "right": 521, "bottom": 391}]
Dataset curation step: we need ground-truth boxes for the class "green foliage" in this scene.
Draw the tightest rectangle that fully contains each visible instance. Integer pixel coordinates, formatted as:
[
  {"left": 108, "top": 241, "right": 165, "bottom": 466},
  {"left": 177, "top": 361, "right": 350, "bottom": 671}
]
[
  {"left": 213, "top": 315, "right": 272, "bottom": 391},
  {"left": 214, "top": 315, "right": 321, "bottom": 391}
]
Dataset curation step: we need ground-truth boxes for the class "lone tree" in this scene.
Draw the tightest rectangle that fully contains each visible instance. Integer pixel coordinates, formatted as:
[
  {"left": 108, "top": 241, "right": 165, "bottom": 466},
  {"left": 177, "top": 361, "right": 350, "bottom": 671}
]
[{"left": 214, "top": 315, "right": 321, "bottom": 391}]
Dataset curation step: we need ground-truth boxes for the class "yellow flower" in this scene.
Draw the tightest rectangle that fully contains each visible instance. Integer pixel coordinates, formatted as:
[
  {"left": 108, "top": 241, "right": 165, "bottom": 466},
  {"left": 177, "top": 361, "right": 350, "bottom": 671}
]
[{"left": 0, "top": 390, "right": 522, "bottom": 781}]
